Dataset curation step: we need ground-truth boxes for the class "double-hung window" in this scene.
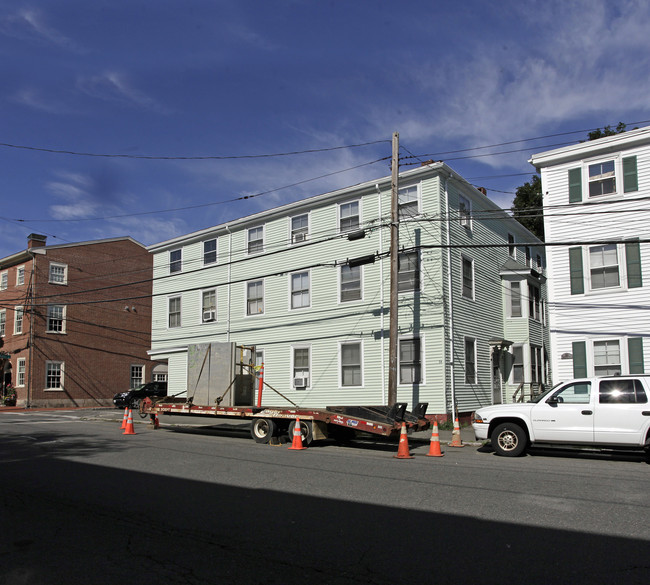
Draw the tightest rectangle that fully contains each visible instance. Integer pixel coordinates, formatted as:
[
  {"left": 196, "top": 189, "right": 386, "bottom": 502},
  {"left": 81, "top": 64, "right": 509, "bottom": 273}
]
[
  {"left": 340, "top": 265, "right": 361, "bottom": 302},
  {"left": 130, "top": 365, "right": 144, "bottom": 389},
  {"left": 509, "top": 282, "right": 522, "bottom": 317},
  {"left": 399, "top": 338, "right": 422, "bottom": 384},
  {"left": 569, "top": 156, "right": 638, "bottom": 203},
  {"left": 290, "top": 214, "right": 309, "bottom": 244},
  {"left": 247, "top": 280, "right": 264, "bottom": 315},
  {"left": 341, "top": 342, "right": 362, "bottom": 387},
  {"left": 589, "top": 245, "right": 620, "bottom": 289},
  {"left": 49, "top": 263, "right": 67, "bottom": 284},
  {"left": 339, "top": 201, "right": 360, "bottom": 232},
  {"left": 203, "top": 239, "right": 217, "bottom": 265},
  {"left": 0, "top": 271, "right": 8, "bottom": 290},
  {"left": 14, "top": 306, "right": 23, "bottom": 334},
  {"left": 47, "top": 305, "right": 65, "bottom": 333},
  {"left": 398, "top": 252, "right": 420, "bottom": 293},
  {"left": 588, "top": 160, "right": 616, "bottom": 197},
  {"left": 593, "top": 340, "right": 621, "bottom": 376},
  {"left": 45, "top": 361, "right": 64, "bottom": 390},
  {"left": 459, "top": 195, "right": 471, "bottom": 228},
  {"left": 169, "top": 249, "right": 182, "bottom": 274},
  {"left": 202, "top": 289, "right": 217, "bottom": 322},
  {"left": 290, "top": 272, "right": 310, "bottom": 309},
  {"left": 16, "top": 266, "right": 25, "bottom": 286},
  {"left": 398, "top": 185, "right": 419, "bottom": 220},
  {"left": 0, "top": 310, "right": 5, "bottom": 336},
  {"left": 168, "top": 296, "right": 181, "bottom": 328},
  {"left": 531, "top": 346, "right": 543, "bottom": 384},
  {"left": 17, "top": 358, "right": 26, "bottom": 387},
  {"left": 248, "top": 227, "right": 264, "bottom": 254},
  {"left": 461, "top": 256, "right": 474, "bottom": 299},
  {"left": 465, "top": 338, "right": 476, "bottom": 384},
  {"left": 528, "top": 284, "right": 540, "bottom": 321},
  {"left": 293, "top": 347, "right": 310, "bottom": 388},
  {"left": 512, "top": 345, "right": 524, "bottom": 384},
  {"left": 508, "top": 234, "right": 515, "bottom": 258}
]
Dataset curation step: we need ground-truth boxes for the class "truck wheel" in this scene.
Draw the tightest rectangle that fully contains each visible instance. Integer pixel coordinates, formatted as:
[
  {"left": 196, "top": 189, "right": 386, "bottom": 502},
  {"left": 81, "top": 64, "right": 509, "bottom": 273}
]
[
  {"left": 250, "top": 418, "right": 277, "bottom": 444},
  {"left": 491, "top": 422, "right": 527, "bottom": 457},
  {"left": 288, "top": 419, "right": 313, "bottom": 446}
]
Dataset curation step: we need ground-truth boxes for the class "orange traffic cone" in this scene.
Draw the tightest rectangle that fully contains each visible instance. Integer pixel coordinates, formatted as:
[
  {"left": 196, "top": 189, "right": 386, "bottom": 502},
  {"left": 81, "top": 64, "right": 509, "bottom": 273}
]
[
  {"left": 288, "top": 418, "right": 306, "bottom": 450},
  {"left": 152, "top": 413, "right": 160, "bottom": 429},
  {"left": 123, "top": 409, "right": 136, "bottom": 435},
  {"left": 426, "top": 421, "right": 444, "bottom": 457},
  {"left": 394, "top": 422, "right": 414, "bottom": 459},
  {"left": 120, "top": 407, "right": 128, "bottom": 430},
  {"left": 449, "top": 417, "right": 463, "bottom": 447}
]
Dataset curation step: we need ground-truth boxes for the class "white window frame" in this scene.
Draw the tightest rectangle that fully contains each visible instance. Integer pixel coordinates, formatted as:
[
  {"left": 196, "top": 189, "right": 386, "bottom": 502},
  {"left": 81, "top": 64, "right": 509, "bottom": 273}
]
[
  {"left": 246, "top": 280, "right": 264, "bottom": 316},
  {"left": 1, "top": 271, "right": 8, "bottom": 290},
  {"left": 17, "top": 358, "right": 26, "bottom": 387},
  {"left": 464, "top": 337, "right": 477, "bottom": 384},
  {"left": 247, "top": 226, "right": 264, "bottom": 255},
  {"left": 290, "top": 213, "right": 309, "bottom": 245},
  {"left": 16, "top": 265, "right": 25, "bottom": 286},
  {"left": 203, "top": 239, "right": 218, "bottom": 266},
  {"left": 291, "top": 345, "right": 311, "bottom": 389},
  {"left": 340, "top": 264, "right": 362, "bottom": 303},
  {"left": 49, "top": 262, "right": 68, "bottom": 285},
  {"left": 508, "top": 281, "right": 522, "bottom": 318},
  {"left": 398, "top": 184, "right": 420, "bottom": 220},
  {"left": 592, "top": 339, "right": 622, "bottom": 376},
  {"left": 511, "top": 345, "right": 524, "bottom": 384},
  {"left": 130, "top": 365, "right": 144, "bottom": 389},
  {"left": 201, "top": 289, "right": 217, "bottom": 323},
  {"left": 399, "top": 336, "right": 423, "bottom": 385},
  {"left": 339, "top": 200, "right": 360, "bottom": 233},
  {"left": 45, "top": 361, "right": 64, "bottom": 391},
  {"left": 458, "top": 195, "right": 471, "bottom": 229},
  {"left": 0, "top": 309, "right": 5, "bottom": 337},
  {"left": 14, "top": 306, "right": 24, "bottom": 335},
  {"left": 168, "top": 295, "right": 181, "bottom": 328},
  {"left": 588, "top": 158, "right": 616, "bottom": 198},
  {"left": 169, "top": 249, "right": 182, "bottom": 274},
  {"left": 531, "top": 345, "right": 543, "bottom": 384},
  {"left": 398, "top": 251, "right": 420, "bottom": 294},
  {"left": 461, "top": 255, "right": 474, "bottom": 299},
  {"left": 290, "top": 271, "right": 310, "bottom": 310},
  {"left": 507, "top": 234, "right": 516, "bottom": 258},
  {"left": 340, "top": 340, "right": 363, "bottom": 388},
  {"left": 46, "top": 305, "right": 66, "bottom": 333},
  {"left": 588, "top": 244, "right": 621, "bottom": 291},
  {"left": 525, "top": 246, "right": 532, "bottom": 267},
  {"left": 528, "top": 283, "right": 541, "bottom": 321}
]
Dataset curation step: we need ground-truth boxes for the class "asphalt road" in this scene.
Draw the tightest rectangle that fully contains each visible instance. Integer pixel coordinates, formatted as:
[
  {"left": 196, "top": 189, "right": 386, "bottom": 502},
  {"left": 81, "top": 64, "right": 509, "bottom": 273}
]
[{"left": 1, "top": 409, "right": 649, "bottom": 585}]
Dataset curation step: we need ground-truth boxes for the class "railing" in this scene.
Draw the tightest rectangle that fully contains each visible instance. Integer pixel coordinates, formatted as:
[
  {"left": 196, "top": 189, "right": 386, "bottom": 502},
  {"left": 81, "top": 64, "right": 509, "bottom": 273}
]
[{"left": 512, "top": 382, "right": 544, "bottom": 403}]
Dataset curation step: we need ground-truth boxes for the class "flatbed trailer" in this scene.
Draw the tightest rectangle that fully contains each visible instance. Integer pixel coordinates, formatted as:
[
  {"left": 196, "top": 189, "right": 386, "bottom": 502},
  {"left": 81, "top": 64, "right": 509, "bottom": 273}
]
[{"left": 143, "top": 398, "right": 430, "bottom": 446}]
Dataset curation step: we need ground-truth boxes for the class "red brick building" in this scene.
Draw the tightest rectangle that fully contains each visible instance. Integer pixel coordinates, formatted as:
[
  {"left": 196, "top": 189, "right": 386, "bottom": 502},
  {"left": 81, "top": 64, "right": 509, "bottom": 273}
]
[{"left": 0, "top": 234, "right": 160, "bottom": 408}]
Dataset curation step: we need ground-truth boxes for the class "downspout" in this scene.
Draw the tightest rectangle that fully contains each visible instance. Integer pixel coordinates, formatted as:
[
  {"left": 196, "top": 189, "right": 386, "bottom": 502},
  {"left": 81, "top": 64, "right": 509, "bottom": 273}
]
[
  {"left": 376, "top": 183, "right": 386, "bottom": 404},
  {"left": 443, "top": 175, "right": 457, "bottom": 421},
  {"left": 225, "top": 225, "right": 232, "bottom": 343},
  {"left": 27, "top": 249, "right": 36, "bottom": 408}
]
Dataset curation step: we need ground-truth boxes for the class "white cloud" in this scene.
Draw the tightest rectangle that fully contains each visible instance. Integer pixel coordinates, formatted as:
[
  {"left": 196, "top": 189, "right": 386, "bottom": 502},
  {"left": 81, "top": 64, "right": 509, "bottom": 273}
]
[
  {"left": 9, "top": 88, "right": 69, "bottom": 114},
  {"left": 0, "top": 8, "right": 81, "bottom": 51},
  {"left": 76, "top": 71, "right": 170, "bottom": 114}
]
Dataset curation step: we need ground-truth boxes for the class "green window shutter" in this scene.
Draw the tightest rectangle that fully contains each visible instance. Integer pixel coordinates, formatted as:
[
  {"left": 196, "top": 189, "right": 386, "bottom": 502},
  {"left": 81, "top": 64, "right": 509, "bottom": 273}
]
[
  {"left": 572, "top": 341, "right": 587, "bottom": 378},
  {"left": 568, "top": 167, "right": 582, "bottom": 203},
  {"left": 623, "top": 156, "right": 638, "bottom": 193},
  {"left": 569, "top": 247, "right": 584, "bottom": 295},
  {"left": 625, "top": 240, "right": 643, "bottom": 288},
  {"left": 628, "top": 337, "right": 645, "bottom": 374}
]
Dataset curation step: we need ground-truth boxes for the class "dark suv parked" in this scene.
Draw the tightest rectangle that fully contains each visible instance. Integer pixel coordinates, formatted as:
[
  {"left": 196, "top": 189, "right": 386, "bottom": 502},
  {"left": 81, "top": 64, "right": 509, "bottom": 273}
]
[{"left": 113, "top": 382, "right": 167, "bottom": 411}]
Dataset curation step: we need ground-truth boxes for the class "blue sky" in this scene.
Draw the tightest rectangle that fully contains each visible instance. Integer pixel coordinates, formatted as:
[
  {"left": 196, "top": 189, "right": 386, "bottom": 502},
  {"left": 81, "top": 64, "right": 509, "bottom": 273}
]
[{"left": 1, "top": 0, "right": 650, "bottom": 258}]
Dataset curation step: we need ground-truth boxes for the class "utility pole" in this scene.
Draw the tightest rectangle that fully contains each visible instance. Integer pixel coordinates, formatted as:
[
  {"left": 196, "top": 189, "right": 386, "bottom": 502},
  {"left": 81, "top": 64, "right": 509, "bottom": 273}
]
[{"left": 387, "top": 132, "right": 399, "bottom": 406}]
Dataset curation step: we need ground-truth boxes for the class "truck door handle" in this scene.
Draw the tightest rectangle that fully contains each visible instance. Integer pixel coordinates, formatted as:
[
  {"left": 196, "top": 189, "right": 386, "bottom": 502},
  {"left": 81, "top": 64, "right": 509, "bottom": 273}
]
[
  {"left": 642, "top": 411, "right": 650, "bottom": 416},
  {"left": 581, "top": 410, "right": 593, "bottom": 415}
]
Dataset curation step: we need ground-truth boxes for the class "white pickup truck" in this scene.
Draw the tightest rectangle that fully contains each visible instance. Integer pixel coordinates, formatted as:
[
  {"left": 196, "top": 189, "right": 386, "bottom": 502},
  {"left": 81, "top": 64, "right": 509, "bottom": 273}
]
[{"left": 472, "top": 376, "right": 650, "bottom": 457}]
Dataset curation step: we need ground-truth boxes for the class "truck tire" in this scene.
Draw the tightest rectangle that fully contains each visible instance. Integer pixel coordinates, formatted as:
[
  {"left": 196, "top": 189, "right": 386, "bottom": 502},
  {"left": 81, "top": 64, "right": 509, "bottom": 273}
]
[
  {"left": 250, "top": 418, "right": 277, "bottom": 444},
  {"left": 288, "top": 419, "right": 313, "bottom": 446},
  {"left": 491, "top": 422, "right": 527, "bottom": 457}
]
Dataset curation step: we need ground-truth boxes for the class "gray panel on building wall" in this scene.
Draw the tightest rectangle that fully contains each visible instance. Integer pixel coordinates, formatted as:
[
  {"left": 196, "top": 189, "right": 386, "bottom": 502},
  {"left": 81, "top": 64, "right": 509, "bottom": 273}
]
[{"left": 187, "top": 342, "right": 234, "bottom": 405}]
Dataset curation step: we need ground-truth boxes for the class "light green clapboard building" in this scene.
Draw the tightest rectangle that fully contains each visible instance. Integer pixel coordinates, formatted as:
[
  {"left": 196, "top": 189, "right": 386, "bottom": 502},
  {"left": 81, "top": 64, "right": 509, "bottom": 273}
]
[{"left": 148, "top": 162, "right": 550, "bottom": 418}]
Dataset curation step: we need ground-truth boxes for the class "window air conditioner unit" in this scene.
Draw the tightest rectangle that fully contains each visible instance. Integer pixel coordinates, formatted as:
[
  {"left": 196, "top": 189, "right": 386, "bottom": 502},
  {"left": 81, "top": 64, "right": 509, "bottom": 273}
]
[
  {"left": 293, "top": 232, "right": 307, "bottom": 243},
  {"left": 202, "top": 310, "right": 216, "bottom": 322},
  {"left": 294, "top": 377, "right": 307, "bottom": 388}
]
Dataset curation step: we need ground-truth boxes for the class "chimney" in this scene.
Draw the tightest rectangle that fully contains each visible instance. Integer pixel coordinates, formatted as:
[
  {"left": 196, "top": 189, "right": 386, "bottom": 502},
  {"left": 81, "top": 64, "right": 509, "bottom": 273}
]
[
  {"left": 477, "top": 187, "right": 487, "bottom": 196},
  {"left": 28, "top": 233, "right": 47, "bottom": 248}
]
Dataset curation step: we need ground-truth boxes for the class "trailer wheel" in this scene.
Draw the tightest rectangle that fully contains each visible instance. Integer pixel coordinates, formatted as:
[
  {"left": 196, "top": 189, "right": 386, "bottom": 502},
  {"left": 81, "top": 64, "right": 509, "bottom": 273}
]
[
  {"left": 288, "top": 419, "right": 313, "bottom": 446},
  {"left": 250, "top": 418, "right": 277, "bottom": 444}
]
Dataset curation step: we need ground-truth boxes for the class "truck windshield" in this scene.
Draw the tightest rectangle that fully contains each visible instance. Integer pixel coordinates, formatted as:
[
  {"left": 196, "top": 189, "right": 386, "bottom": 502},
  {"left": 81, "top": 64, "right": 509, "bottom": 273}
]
[{"left": 529, "top": 382, "right": 562, "bottom": 403}]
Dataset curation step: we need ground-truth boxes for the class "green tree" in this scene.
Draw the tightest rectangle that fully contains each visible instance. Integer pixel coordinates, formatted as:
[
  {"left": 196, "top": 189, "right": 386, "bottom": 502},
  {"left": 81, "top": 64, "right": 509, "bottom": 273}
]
[
  {"left": 587, "top": 122, "right": 626, "bottom": 141},
  {"left": 512, "top": 174, "right": 544, "bottom": 240}
]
